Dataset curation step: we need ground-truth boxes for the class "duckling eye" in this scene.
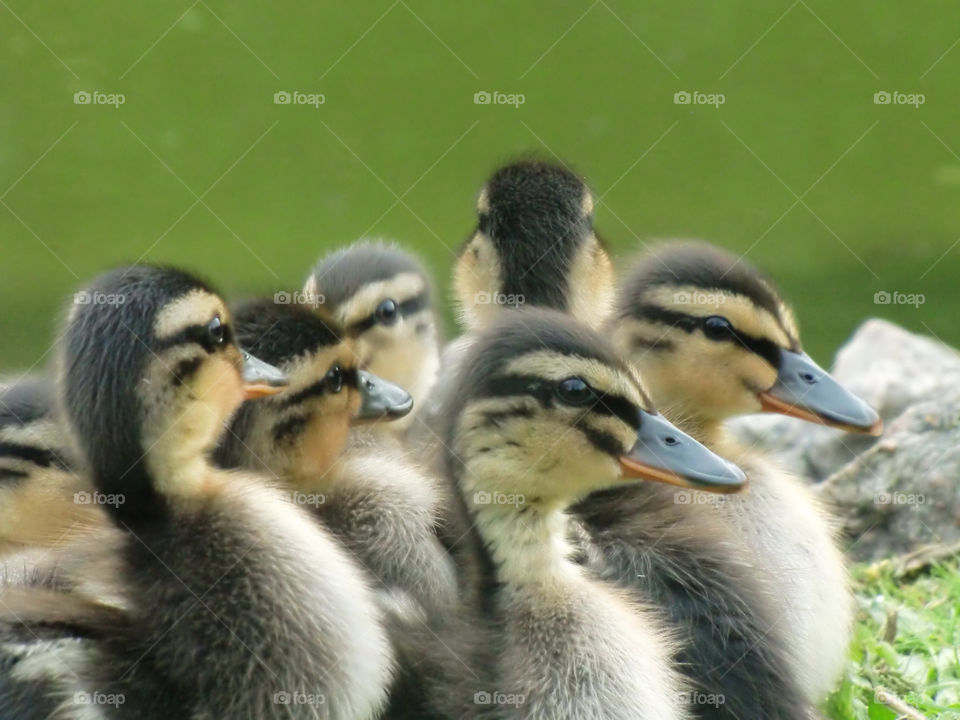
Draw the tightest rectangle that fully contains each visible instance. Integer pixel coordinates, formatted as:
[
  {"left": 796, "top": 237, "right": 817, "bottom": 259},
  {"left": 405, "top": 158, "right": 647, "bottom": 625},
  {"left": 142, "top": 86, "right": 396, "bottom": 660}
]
[
  {"left": 325, "top": 364, "right": 344, "bottom": 393},
  {"left": 207, "top": 316, "right": 225, "bottom": 345},
  {"left": 702, "top": 316, "right": 733, "bottom": 341},
  {"left": 556, "top": 377, "right": 594, "bottom": 406},
  {"left": 375, "top": 299, "right": 399, "bottom": 326}
]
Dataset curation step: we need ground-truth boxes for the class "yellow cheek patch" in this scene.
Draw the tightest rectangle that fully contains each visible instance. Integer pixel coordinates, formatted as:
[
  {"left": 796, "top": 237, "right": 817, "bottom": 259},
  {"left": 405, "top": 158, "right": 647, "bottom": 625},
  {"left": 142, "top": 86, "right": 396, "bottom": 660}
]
[
  {"left": 154, "top": 290, "right": 226, "bottom": 340},
  {"left": 566, "top": 235, "right": 614, "bottom": 327},
  {"left": 580, "top": 189, "right": 595, "bottom": 217},
  {"left": 476, "top": 186, "right": 491, "bottom": 213},
  {"left": 454, "top": 233, "right": 501, "bottom": 329}
]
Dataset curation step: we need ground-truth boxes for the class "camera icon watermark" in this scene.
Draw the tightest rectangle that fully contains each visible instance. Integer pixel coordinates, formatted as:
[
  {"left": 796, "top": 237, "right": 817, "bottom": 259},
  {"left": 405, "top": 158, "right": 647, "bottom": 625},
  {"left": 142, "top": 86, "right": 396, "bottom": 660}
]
[
  {"left": 473, "top": 690, "right": 525, "bottom": 706},
  {"left": 274, "top": 91, "right": 325, "bottom": 108},
  {"left": 674, "top": 290, "right": 727, "bottom": 306},
  {"left": 874, "top": 492, "right": 925, "bottom": 507},
  {"left": 873, "top": 290, "right": 925, "bottom": 308},
  {"left": 674, "top": 90, "right": 725, "bottom": 108},
  {"left": 473, "top": 291, "right": 525, "bottom": 307},
  {"left": 73, "top": 290, "right": 126, "bottom": 306},
  {"left": 74, "top": 692, "right": 125, "bottom": 707},
  {"left": 274, "top": 290, "right": 326, "bottom": 305},
  {"left": 473, "top": 90, "right": 525, "bottom": 108},
  {"left": 473, "top": 491, "right": 525, "bottom": 507},
  {"left": 273, "top": 690, "right": 325, "bottom": 706},
  {"left": 677, "top": 691, "right": 725, "bottom": 707},
  {"left": 674, "top": 490, "right": 738, "bottom": 508},
  {"left": 73, "top": 90, "right": 125, "bottom": 108},
  {"left": 286, "top": 491, "right": 325, "bottom": 508},
  {"left": 74, "top": 491, "right": 125, "bottom": 507},
  {"left": 873, "top": 91, "right": 925, "bottom": 108}
]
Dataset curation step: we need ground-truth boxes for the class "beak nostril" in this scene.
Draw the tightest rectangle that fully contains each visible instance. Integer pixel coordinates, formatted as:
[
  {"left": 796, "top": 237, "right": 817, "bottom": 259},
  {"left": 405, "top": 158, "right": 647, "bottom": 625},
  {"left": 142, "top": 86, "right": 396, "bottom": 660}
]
[
  {"left": 800, "top": 372, "right": 816, "bottom": 384},
  {"left": 663, "top": 436, "right": 679, "bottom": 447}
]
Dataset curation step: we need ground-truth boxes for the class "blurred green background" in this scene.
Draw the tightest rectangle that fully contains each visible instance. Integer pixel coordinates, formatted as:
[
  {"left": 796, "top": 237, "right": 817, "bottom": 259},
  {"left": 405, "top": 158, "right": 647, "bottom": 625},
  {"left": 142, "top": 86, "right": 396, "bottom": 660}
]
[{"left": 2, "top": 1, "right": 958, "bottom": 370}]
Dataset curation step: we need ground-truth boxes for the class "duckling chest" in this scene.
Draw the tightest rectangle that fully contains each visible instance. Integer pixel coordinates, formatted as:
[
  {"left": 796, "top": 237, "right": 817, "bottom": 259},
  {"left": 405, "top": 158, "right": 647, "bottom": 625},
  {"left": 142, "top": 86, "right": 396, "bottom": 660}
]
[{"left": 492, "top": 580, "right": 680, "bottom": 720}]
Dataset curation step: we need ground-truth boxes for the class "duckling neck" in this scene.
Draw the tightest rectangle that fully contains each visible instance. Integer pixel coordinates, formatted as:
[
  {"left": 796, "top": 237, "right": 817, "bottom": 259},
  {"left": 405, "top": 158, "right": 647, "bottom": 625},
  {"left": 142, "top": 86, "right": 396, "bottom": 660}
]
[{"left": 474, "top": 502, "right": 576, "bottom": 587}]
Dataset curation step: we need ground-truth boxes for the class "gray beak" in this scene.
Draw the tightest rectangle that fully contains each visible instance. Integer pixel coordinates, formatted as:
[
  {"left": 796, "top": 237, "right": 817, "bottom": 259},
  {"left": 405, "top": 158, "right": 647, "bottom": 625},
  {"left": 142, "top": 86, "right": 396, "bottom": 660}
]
[
  {"left": 356, "top": 370, "right": 413, "bottom": 421},
  {"left": 758, "top": 349, "right": 882, "bottom": 436},
  {"left": 620, "top": 411, "right": 746, "bottom": 493},
  {"left": 241, "top": 350, "right": 289, "bottom": 399}
]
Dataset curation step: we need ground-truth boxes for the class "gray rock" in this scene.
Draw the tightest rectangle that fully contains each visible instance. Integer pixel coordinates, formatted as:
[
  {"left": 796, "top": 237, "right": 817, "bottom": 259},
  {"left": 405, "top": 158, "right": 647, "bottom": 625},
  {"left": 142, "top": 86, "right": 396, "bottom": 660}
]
[
  {"left": 728, "top": 319, "right": 960, "bottom": 561},
  {"left": 820, "top": 390, "right": 960, "bottom": 561}
]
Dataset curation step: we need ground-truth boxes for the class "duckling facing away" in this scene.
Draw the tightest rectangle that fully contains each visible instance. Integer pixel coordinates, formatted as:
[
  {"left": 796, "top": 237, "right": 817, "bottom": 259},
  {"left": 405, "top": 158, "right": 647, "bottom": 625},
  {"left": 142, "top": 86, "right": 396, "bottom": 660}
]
[
  {"left": 455, "top": 160, "right": 615, "bottom": 329},
  {"left": 0, "top": 377, "right": 105, "bottom": 555},
  {"left": 415, "top": 159, "right": 616, "bottom": 445},
  {"left": 607, "top": 241, "right": 881, "bottom": 703},
  {"left": 434, "top": 308, "right": 745, "bottom": 720},
  {"left": 1, "top": 266, "right": 394, "bottom": 719},
  {"left": 301, "top": 239, "right": 441, "bottom": 427}
]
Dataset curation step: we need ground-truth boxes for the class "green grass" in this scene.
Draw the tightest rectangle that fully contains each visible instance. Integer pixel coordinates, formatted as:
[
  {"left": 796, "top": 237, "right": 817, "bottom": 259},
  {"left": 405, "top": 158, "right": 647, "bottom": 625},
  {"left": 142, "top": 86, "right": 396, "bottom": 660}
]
[
  {"left": 828, "top": 560, "right": 960, "bottom": 720},
  {"left": 2, "top": 1, "right": 960, "bottom": 371}
]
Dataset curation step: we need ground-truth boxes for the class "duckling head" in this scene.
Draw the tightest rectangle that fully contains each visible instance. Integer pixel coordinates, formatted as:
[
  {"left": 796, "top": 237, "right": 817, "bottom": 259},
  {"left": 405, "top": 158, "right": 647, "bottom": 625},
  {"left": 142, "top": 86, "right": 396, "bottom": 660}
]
[
  {"left": 216, "top": 299, "right": 413, "bottom": 484},
  {"left": 439, "top": 308, "right": 744, "bottom": 512},
  {"left": 59, "top": 265, "right": 287, "bottom": 522},
  {"left": 302, "top": 240, "right": 439, "bottom": 422},
  {"left": 609, "top": 241, "right": 882, "bottom": 435},
  {"left": 454, "top": 160, "right": 615, "bottom": 331}
]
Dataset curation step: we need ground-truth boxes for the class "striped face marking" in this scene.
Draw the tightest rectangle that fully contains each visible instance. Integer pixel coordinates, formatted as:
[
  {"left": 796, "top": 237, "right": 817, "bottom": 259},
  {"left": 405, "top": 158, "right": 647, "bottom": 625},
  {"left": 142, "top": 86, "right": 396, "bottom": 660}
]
[
  {"left": 332, "top": 273, "right": 429, "bottom": 336},
  {"left": 613, "top": 283, "right": 801, "bottom": 423},
  {"left": 454, "top": 350, "right": 651, "bottom": 504}
]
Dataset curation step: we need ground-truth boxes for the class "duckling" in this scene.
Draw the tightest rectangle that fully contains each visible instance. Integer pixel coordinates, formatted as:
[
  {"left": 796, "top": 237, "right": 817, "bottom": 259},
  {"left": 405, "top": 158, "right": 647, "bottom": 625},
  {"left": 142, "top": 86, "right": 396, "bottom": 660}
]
[
  {"left": 215, "top": 298, "right": 469, "bottom": 720},
  {"left": 1, "top": 265, "right": 394, "bottom": 719},
  {"left": 215, "top": 298, "right": 456, "bottom": 610},
  {"left": 301, "top": 239, "right": 441, "bottom": 426},
  {"left": 607, "top": 241, "right": 881, "bottom": 703},
  {"left": 434, "top": 308, "right": 746, "bottom": 720},
  {"left": 0, "top": 377, "right": 105, "bottom": 555},
  {"left": 415, "top": 159, "right": 616, "bottom": 443},
  {"left": 442, "top": 184, "right": 817, "bottom": 718},
  {"left": 454, "top": 159, "right": 615, "bottom": 330}
]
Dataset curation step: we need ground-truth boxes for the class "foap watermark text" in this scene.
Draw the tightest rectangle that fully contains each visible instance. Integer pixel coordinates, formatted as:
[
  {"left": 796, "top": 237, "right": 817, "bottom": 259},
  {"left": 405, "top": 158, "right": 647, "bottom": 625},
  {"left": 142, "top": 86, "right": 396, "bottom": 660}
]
[
  {"left": 674, "top": 91, "right": 725, "bottom": 108},
  {"left": 874, "top": 91, "right": 924, "bottom": 108},
  {"left": 473, "top": 491, "right": 526, "bottom": 508},
  {"left": 874, "top": 291, "right": 924, "bottom": 308},
  {"left": 474, "top": 91, "right": 525, "bottom": 108},
  {"left": 274, "top": 91, "right": 325, "bottom": 108},
  {"left": 274, "top": 290, "right": 325, "bottom": 305},
  {"left": 74, "top": 90, "right": 125, "bottom": 108}
]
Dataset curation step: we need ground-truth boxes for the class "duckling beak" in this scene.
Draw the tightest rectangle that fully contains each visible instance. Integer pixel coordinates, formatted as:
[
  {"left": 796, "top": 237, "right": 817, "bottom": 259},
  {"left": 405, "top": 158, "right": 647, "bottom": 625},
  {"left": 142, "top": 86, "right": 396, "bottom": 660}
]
[
  {"left": 757, "top": 349, "right": 882, "bottom": 436},
  {"left": 619, "top": 411, "right": 747, "bottom": 494},
  {"left": 241, "top": 350, "right": 289, "bottom": 399},
  {"left": 355, "top": 370, "right": 414, "bottom": 421}
]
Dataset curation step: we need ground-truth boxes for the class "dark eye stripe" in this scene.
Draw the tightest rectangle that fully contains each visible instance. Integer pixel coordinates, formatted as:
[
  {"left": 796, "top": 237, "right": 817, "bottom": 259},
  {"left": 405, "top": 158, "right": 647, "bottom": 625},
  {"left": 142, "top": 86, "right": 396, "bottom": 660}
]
[
  {"left": 155, "top": 323, "right": 235, "bottom": 354},
  {"left": 279, "top": 367, "right": 359, "bottom": 409},
  {"left": 0, "top": 442, "right": 70, "bottom": 471},
  {"left": 477, "top": 374, "right": 640, "bottom": 430},
  {"left": 633, "top": 305, "right": 783, "bottom": 368},
  {"left": 347, "top": 292, "right": 429, "bottom": 336}
]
